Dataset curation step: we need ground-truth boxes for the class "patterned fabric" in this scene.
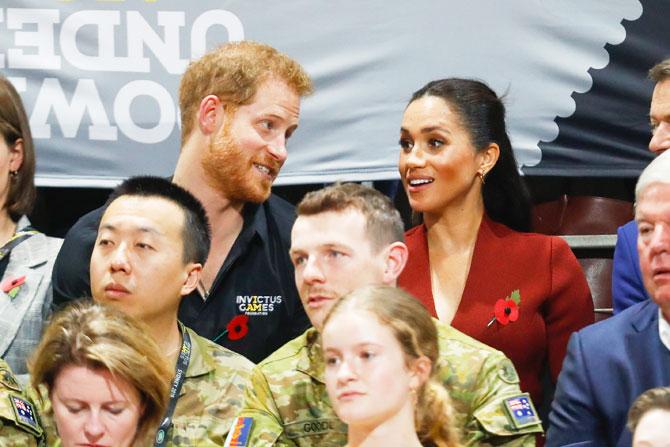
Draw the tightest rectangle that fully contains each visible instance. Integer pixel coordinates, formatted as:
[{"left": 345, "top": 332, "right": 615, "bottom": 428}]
[
  {"left": 0, "top": 216, "right": 63, "bottom": 376},
  {"left": 34, "top": 325, "right": 254, "bottom": 446},
  {"left": 0, "top": 358, "right": 44, "bottom": 447},
  {"left": 167, "top": 326, "right": 254, "bottom": 446},
  {"left": 239, "top": 322, "right": 543, "bottom": 447}
]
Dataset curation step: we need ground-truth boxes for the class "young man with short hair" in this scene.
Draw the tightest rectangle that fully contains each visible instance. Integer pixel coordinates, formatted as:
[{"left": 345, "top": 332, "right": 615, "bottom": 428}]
[{"left": 89, "top": 176, "right": 253, "bottom": 445}]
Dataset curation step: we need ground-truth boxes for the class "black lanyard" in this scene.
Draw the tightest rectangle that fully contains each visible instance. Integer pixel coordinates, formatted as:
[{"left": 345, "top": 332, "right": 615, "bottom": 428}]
[
  {"left": 0, "top": 229, "right": 37, "bottom": 260},
  {"left": 154, "top": 324, "right": 192, "bottom": 447}
]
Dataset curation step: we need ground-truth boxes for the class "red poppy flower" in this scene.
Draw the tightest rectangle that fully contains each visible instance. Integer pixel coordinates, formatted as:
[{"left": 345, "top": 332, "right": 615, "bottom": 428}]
[
  {"left": 227, "top": 315, "right": 249, "bottom": 341},
  {"left": 493, "top": 298, "right": 519, "bottom": 325},
  {"left": 1, "top": 275, "right": 25, "bottom": 293}
]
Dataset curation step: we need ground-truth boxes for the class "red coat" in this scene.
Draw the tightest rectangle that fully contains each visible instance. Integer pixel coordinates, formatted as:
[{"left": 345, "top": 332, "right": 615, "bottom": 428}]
[{"left": 398, "top": 216, "right": 594, "bottom": 406}]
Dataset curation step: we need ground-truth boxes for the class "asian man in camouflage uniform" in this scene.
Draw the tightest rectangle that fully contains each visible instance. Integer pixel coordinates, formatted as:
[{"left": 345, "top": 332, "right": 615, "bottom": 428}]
[
  {"left": 237, "top": 183, "right": 543, "bottom": 446},
  {"left": 0, "top": 358, "right": 44, "bottom": 447},
  {"left": 78, "top": 177, "right": 252, "bottom": 445}
]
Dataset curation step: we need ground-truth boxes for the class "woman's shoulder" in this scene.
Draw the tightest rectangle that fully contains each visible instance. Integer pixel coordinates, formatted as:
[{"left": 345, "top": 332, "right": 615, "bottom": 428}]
[{"left": 486, "top": 217, "right": 562, "bottom": 247}]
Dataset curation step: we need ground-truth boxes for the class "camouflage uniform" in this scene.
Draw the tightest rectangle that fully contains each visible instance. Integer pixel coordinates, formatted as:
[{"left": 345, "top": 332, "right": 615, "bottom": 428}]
[
  {"left": 239, "top": 321, "right": 543, "bottom": 446},
  {"left": 34, "top": 325, "right": 254, "bottom": 446},
  {"left": 167, "top": 326, "right": 254, "bottom": 445},
  {"left": 0, "top": 359, "right": 44, "bottom": 447}
]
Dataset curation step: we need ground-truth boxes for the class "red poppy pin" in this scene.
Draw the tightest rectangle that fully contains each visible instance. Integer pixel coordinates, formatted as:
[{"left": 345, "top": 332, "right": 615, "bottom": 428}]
[
  {"left": 226, "top": 315, "right": 250, "bottom": 341},
  {"left": 1, "top": 275, "right": 25, "bottom": 299},
  {"left": 487, "top": 289, "right": 521, "bottom": 327}
]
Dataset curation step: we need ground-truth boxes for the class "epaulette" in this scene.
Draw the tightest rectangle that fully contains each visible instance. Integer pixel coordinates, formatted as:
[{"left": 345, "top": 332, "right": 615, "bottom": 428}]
[{"left": 0, "top": 365, "right": 45, "bottom": 441}]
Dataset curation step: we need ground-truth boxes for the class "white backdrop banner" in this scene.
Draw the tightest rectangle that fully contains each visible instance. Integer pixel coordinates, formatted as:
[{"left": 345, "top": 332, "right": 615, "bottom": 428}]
[{"left": 0, "top": 1, "right": 659, "bottom": 187}]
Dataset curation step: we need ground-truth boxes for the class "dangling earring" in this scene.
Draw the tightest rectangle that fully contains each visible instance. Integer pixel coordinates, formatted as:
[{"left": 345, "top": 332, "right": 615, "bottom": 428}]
[
  {"left": 477, "top": 170, "right": 487, "bottom": 184},
  {"left": 9, "top": 170, "right": 18, "bottom": 179}
]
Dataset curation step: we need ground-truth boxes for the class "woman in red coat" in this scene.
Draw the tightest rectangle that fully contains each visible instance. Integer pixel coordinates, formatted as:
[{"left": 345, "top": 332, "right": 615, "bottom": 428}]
[{"left": 396, "top": 78, "right": 593, "bottom": 410}]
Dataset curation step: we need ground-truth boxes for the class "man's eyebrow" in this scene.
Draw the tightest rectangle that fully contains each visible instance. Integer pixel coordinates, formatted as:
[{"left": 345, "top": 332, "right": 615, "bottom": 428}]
[
  {"left": 99, "top": 223, "right": 162, "bottom": 236},
  {"left": 289, "top": 243, "right": 348, "bottom": 254},
  {"left": 99, "top": 223, "right": 117, "bottom": 232},
  {"left": 265, "top": 113, "right": 286, "bottom": 120}
]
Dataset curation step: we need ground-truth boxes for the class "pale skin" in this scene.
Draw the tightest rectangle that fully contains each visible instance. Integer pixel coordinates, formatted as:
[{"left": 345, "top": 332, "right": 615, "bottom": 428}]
[
  {"left": 399, "top": 96, "right": 499, "bottom": 323},
  {"left": 323, "top": 311, "right": 431, "bottom": 447},
  {"left": 632, "top": 408, "right": 670, "bottom": 447},
  {"left": 90, "top": 196, "right": 201, "bottom": 366},
  {"left": 649, "top": 79, "right": 670, "bottom": 155},
  {"left": 51, "top": 365, "right": 143, "bottom": 447},
  {"left": 636, "top": 182, "right": 670, "bottom": 323},
  {"left": 173, "top": 78, "right": 300, "bottom": 294},
  {"left": 289, "top": 209, "right": 408, "bottom": 332}
]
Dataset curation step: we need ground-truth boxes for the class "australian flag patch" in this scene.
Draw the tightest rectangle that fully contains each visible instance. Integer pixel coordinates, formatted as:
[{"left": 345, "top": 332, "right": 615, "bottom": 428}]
[
  {"left": 9, "top": 394, "right": 42, "bottom": 436},
  {"left": 503, "top": 393, "right": 541, "bottom": 429}
]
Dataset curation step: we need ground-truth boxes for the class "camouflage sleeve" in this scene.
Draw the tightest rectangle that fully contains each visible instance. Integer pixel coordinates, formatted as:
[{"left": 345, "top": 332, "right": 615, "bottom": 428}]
[
  {"left": 168, "top": 367, "right": 256, "bottom": 447},
  {"left": 0, "top": 366, "right": 44, "bottom": 447},
  {"left": 465, "top": 354, "right": 542, "bottom": 446},
  {"left": 236, "top": 366, "right": 296, "bottom": 447},
  {"left": 26, "top": 384, "right": 58, "bottom": 446},
  {"left": 0, "top": 424, "right": 40, "bottom": 447}
]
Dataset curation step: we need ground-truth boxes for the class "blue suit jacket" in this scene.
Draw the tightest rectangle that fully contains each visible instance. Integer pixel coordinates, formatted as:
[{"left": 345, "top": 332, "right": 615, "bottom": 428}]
[
  {"left": 547, "top": 300, "right": 670, "bottom": 446},
  {"left": 612, "top": 220, "right": 649, "bottom": 313}
]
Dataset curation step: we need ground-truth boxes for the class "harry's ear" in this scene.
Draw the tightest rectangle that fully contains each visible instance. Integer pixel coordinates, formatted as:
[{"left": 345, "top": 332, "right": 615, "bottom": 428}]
[
  {"left": 479, "top": 142, "right": 500, "bottom": 176},
  {"left": 180, "top": 263, "right": 202, "bottom": 296},
  {"left": 382, "top": 241, "right": 409, "bottom": 285},
  {"left": 9, "top": 138, "right": 24, "bottom": 172},
  {"left": 197, "top": 95, "right": 224, "bottom": 136}
]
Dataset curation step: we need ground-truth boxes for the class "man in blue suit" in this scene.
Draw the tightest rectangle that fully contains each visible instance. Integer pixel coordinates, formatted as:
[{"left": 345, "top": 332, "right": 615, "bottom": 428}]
[
  {"left": 613, "top": 58, "right": 670, "bottom": 313},
  {"left": 547, "top": 150, "right": 670, "bottom": 446}
]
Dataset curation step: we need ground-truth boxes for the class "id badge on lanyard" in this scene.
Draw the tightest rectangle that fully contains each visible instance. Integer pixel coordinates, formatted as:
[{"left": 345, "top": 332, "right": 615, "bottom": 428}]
[{"left": 154, "top": 324, "right": 192, "bottom": 447}]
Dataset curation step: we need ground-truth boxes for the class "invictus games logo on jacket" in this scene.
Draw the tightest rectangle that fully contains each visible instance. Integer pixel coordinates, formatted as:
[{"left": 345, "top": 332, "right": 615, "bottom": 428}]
[{"left": 236, "top": 295, "right": 282, "bottom": 316}]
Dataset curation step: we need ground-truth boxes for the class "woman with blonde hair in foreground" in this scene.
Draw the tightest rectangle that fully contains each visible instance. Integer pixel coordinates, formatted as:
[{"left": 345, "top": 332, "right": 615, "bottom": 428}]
[
  {"left": 628, "top": 387, "right": 670, "bottom": 447},
  {"left": 30, "top": 301, "right": 172, "bottom": 447},
  {"left": 322, "top": 285, "right": 461, "bottom": 447}
]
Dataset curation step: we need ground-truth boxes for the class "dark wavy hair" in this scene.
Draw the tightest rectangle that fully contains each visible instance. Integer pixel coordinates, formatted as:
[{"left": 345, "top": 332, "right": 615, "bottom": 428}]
[
  {"left": 0, "top": 76, "right": 36, "bottom": 221},
  {"left": 409, "top": 78, "right": 531, "bottom": 232}
]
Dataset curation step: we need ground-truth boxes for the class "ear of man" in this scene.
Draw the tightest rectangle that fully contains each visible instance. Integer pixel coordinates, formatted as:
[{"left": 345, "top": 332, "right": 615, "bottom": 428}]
[
  {"left": 197, "top": 95, "right": 226, "bottom": 136},
  {"left": 382, "top": 242, "right": 409, "bottom": 286},
  {"left": 180, "top": 263, "right": 202, "bottom": 297}
]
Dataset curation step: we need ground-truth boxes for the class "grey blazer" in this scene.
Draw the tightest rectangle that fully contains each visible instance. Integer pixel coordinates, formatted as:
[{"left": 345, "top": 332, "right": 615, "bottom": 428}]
[{"left": 0, "top": 217, "right": 62, "bottom": 375}]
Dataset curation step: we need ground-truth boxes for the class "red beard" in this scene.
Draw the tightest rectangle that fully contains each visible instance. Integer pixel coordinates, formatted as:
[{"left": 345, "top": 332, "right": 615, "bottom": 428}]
[{"left": 201, "top": 123, "right": 280, "bottom": 204}]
